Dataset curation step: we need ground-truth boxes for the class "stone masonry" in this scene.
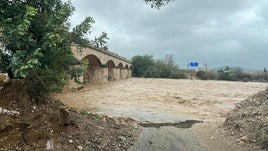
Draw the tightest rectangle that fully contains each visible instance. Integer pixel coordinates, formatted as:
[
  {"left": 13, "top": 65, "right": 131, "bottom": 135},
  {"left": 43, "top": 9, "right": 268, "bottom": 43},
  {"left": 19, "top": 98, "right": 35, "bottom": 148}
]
[{"left": 64, "top": 45, "right": 132, "bottom": 91}]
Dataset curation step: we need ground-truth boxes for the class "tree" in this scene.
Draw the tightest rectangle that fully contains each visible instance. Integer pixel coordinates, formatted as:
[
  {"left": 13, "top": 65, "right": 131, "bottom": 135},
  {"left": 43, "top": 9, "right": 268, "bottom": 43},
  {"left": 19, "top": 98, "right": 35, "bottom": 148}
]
[
  {"left": 131, "top": 54, "right": 180, "bottom": 78},
  {"left": 91, "top": 31, "right": 109, "bottom": 50},
  {"left": 0, "top": 0, "right": 93, "bottom": 95},
  {"left": 164, "top": 54, "right": 178, "bottom": 71},
  {"left": 144, "top": 0, "right": 173, "bottom": 8},
  {"left": 71, "top": 17, "right": 95, "bottom": 48},
  {"left": 131, "top": 55, "right": 155, "bottom": 77},
  {"left": 264, "top": 68, "right": 268, "bottom": 81},
  {"left": 218, "top": 67, "right": 244, "bottom": 81},
  {"left": 154, "top": 54, "right": 178, "bottom": 78}
]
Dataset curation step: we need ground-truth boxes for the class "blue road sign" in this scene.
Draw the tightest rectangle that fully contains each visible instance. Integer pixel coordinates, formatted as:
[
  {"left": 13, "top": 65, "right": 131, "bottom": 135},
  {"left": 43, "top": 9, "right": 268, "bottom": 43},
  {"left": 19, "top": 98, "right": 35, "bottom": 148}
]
[{"left": 190, "top": 62, "right": 199, "bottom": 67}]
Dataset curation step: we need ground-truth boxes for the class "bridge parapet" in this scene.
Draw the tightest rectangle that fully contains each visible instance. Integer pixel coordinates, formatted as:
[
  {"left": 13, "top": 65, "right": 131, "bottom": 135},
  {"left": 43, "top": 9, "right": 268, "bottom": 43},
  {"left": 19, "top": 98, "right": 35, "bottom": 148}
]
[
  {"left": 72, "top": 45, "right": 132, "bottom": 68},
  {"left": 87, "top": 45, "right": 131, "bottom": 64}
]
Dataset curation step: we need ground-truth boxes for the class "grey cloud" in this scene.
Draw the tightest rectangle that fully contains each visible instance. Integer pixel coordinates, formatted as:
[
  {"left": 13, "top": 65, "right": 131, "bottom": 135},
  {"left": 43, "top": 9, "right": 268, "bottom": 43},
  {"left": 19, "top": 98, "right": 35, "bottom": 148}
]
[{"left": 69, "top": 0, "right": 268, "bottom": 70}]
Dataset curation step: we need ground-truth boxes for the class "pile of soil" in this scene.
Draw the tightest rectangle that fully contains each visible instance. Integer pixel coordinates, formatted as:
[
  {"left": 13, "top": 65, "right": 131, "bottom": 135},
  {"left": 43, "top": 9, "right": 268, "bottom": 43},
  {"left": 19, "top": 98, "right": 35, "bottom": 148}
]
[
  {"left": 224, "top": 87, "right": 268, "bottom": 150},
  {"left": 0, "top": 80, "right": 140, "bottom": 150}
]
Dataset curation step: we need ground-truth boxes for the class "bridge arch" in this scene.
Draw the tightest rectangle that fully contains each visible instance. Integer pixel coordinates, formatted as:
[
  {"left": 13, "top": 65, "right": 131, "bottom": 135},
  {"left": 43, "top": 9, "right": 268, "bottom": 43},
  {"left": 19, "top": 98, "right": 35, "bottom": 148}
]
[
  {"left": 118, "top": 63, "right": 123, "bottom": 68},
  {"left": 84, "top": 54, "right": 102, "bottom": 66},
  {"left": 106, "top": 60, "right": 115, "bottom": 81},
  {"left": 125, "top": 64, "right": 129, "bottom": 69},
  {"left": 118, "top": 63, "right": 123, "bottom": 79},
  {"left": 83, "top": 54, "right": 106, "bottom": 84}
]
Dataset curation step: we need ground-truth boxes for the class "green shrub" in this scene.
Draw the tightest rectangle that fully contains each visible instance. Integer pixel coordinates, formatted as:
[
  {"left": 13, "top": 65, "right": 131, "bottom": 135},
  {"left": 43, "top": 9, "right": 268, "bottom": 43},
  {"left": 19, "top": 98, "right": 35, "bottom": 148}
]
[
  {"left": 196, "top": 70, "right": 218, "bottom": 80},
  {"left": 131, "top": 54, "right": 179, "bottom": 79},
  {"left": 169, "top": 70, "right": 186, "bottom": 79},
  {"left": 249, "top": 72, "right": 268, "bottom": 82}
]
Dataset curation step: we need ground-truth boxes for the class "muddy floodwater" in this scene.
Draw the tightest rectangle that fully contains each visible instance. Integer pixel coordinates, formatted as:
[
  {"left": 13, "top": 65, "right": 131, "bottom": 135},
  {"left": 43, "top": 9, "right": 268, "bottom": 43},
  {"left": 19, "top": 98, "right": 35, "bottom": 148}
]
[
  {"left": 56, "top": 78, "right": 266, "bottom": 122},
  {"left": 55, "top": 78, "right": 267, "bottom": 151}
]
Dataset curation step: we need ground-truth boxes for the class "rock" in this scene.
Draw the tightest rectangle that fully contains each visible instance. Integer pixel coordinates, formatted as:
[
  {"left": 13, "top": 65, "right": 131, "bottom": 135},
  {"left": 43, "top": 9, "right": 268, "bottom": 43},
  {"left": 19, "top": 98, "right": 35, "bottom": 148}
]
[
  {"left": 240, "top": 136, "right": 249, "bottom": 142},
  {"left": 238, "top": 141, "right": 245, "bottom": 145},
  {"left": 46, "top": 139, "right": 54, "bottom": 150},
  {"left": 118, "top": 136, "right": 127, "bottom": 141},
  {"left": 0, "top": 107, "right": 20, "bottom": 116},
  {"left": 77, "top": 145, "right": 83, "bottom": 150},
  {"left": 32, "top": 106, "right": 37, "bottom": 110},
  {"left": 0, "top": 124, "right": 10, "bottom": 132},
  {"left": 0, "top": 73, "right": 10, "bottom": 87},
  {"left": 68, "top": 140, "right": 73, "bottom": 143}
]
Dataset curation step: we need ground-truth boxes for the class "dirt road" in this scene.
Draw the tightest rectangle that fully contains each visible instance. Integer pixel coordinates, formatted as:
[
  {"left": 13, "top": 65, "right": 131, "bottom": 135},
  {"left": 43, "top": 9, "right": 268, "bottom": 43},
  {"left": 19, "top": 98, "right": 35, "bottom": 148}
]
[{"left": 55, "top": 78, "right": 267, "bottom": 150}]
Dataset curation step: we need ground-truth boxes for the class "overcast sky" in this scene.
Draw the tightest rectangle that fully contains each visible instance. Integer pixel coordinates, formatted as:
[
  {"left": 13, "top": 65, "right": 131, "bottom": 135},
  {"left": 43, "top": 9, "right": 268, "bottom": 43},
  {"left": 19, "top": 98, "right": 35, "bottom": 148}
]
[{"left": 68, "top": 0, "right": 268, "bottom": 70}]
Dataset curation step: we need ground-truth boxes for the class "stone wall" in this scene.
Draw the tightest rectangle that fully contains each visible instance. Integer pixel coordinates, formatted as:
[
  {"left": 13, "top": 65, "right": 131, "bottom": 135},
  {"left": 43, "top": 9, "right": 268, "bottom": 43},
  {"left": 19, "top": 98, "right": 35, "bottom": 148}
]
[
  {"left": 83, "top": 66, "right": 108, "bottom": 85},
  {"left": 120, "top": 69, "right": 131, "bottom": 79},
  {"left": 113, "top": 68, "right": 120, "bottom": 80},
  {"left": 107, "top": 67, "right": 115, "bottom": 81},
  {"left": 63, "top": 67, "right": 132, "bottom": 92}
]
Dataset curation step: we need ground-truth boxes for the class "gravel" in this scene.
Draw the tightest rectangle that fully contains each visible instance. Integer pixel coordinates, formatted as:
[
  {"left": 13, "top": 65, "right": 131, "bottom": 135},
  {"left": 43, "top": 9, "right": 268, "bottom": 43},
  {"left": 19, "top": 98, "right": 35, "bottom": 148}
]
[{"left": 224, "top": 87, "right": 268, "bottom": 150}]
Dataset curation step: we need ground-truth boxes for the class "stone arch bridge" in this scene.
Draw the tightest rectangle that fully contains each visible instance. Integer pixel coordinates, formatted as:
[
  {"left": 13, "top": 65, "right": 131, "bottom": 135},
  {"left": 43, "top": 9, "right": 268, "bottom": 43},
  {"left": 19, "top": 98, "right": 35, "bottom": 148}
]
[{"left": 72, "top": 45, "right": 132, "bottom": 85}]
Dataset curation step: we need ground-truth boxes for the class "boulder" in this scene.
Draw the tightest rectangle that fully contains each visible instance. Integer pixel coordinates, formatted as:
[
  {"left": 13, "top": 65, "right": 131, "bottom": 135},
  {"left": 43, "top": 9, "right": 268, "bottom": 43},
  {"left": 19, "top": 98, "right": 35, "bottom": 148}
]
[{"left": 0, "top": 73, "right": 10, "bottom": 87}]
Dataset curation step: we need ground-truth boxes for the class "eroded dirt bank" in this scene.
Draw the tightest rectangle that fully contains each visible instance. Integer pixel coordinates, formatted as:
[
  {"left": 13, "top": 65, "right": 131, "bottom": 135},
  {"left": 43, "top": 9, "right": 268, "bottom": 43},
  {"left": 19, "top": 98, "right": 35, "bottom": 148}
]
[
  {"left": 56, "top": 78, "right": 267, "bottom": 150},
  {"left": 0, "top": 80, "right": 140, "bottom": 150}
]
